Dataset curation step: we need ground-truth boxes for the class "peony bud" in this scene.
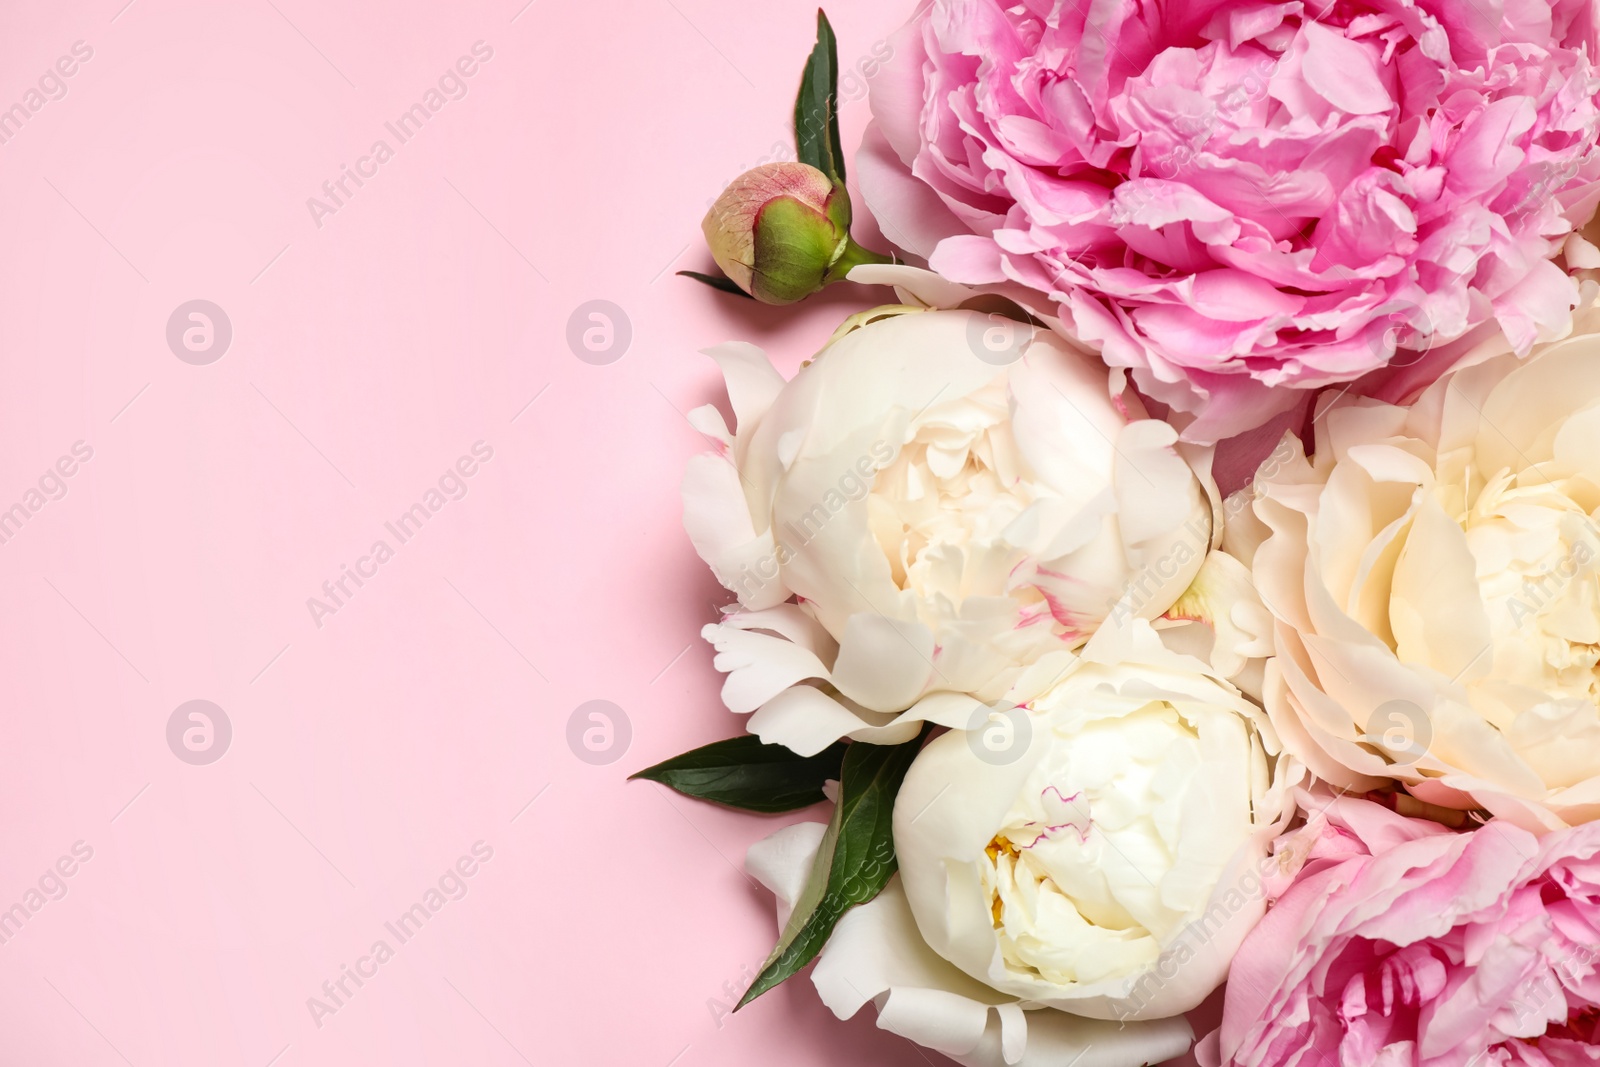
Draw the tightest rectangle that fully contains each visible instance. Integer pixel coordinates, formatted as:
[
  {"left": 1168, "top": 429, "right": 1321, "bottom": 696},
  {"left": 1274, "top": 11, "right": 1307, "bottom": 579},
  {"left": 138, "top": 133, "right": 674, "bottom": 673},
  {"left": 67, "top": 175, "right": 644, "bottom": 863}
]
[{"left": 701, "top": 162, "right": 885, "bottom": 305}]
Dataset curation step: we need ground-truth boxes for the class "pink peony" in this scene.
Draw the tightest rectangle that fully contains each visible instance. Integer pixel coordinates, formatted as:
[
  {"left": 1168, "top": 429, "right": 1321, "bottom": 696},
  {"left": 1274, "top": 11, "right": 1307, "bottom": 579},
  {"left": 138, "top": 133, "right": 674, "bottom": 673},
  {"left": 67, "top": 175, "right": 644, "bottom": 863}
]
[
  {"left": 860, "top": 0, "right": 1600, "bottom": 441},
  {"left": 1201, "top": 793, "right": 1600, "bottom": 1067}
]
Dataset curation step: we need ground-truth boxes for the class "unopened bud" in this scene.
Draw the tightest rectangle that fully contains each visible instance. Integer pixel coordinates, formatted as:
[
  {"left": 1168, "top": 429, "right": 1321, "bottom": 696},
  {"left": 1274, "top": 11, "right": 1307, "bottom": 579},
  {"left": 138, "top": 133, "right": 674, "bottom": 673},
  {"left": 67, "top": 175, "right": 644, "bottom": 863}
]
[{"left": 701, "top": 162, "right": 885, "bottom": 304}]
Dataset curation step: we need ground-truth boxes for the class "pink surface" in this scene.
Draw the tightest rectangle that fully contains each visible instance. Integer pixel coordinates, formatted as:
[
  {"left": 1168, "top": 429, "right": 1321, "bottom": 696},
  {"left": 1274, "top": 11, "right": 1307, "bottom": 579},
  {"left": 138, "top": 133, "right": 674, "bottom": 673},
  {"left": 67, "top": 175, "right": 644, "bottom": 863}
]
[{"left": 0, "top": 2, "right": 1203, "bottom": 1064}]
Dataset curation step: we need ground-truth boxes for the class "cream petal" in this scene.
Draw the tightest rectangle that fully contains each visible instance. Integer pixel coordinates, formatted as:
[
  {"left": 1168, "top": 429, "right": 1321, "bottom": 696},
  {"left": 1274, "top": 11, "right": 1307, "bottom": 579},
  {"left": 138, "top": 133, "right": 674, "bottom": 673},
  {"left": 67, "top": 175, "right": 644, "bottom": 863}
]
[
  {"left": 1388, "top": 496, "right": 1493, "bottom": 679},
  {"left": 1252, "top": 483, "right": 1319, "bottom": 635},
  {"left": 747, "top": 686, "right": 866, "bottom": 757},
  {"left": 703, "top": 341, "right": 786, "bottom": 436},
  {"left": 810, "top": 874, "right": 1195, "bottom": 1067},
  {"left": 1542, "top": 776, "right": 1600, "bottom": 826},
  {"left": 892, "top": 638, "right": 1290, "bottom": 1021},
  {"left": 903, "top": 689, "right": 996, "bottom": 730},
  {"left": 1300, "top": 542, "right": 1408, "bottom": 663},
  {"left": 876, "top": 987, "right": 996, "bottom": 1059},
  {"left": 682, "top": 455, "right": 791, "bottom": 610},
  {"left": 726, "top": 603, "right": 837, "bottom": 659},
  {"left": 1008, "top": 348, "right": 1123, "bottom": 512},
  {"left": 895, "top": 729, "right": 1043, "bottom": 967},
  {"left": 701, "top": 621, "right": 829, "bottom": 715},
  {"left": 845, "top": 717, "right": 926, "bottom": 747},
  {"left": 1427, "top": 692, "right": 1544, "bottom": 791},
  {"left": 911, "top": 615, "right": 1032, "bottom": 701},
  {"left": 1477, "top": 338, "right": 1600, "bottom": 473},
  {"left": 952, "top": 1007, "right": 1193, "bottom": 1067},
  {"left": 1268, "top": 649, "right": 1394, "bottom": 791},
  {"left": 1506, "top": 695, "right": 1600, "bottom": 789},
  {"left": 1163, "top": 550, "right": 1274, "bottom": 679},
  {"left": 744, "top": 821, "right": 828, "bottom": 928},
  {"left": 828, "top": 613, "right": 937, "bottom": 713},
  {"left": 1312, "top": 451, "right": 1423, "bottom": 636},
  {"left": 686, "top": 402, "right": 731, "bottom": 445},
  {"left": 690, "top": 304, "right": 1212, "bottom": 762},
  {"left": 1114, "top": 420, "right": 1205, "bottom": 546},
  {"left": 1239, "top": 329, "right": 1600, "bottom": 827},
  {"left": 1417, "top": 771, "right": 1564, "bottom": 833},
  {"left": 745, "top": 684, "right": 924, "bottom": 755},
  {"left": 814, "top": 881, "right": 1006, "bottom": 1041},
  {"left": 848, "top": 262, "right": 986, "bottom": 309},
  {"left": 1564, "top": 231, "right": 1600, "bottom": 269},
  {"left": 1552, "top": 403, "right": 1600, "bottom": 484}
]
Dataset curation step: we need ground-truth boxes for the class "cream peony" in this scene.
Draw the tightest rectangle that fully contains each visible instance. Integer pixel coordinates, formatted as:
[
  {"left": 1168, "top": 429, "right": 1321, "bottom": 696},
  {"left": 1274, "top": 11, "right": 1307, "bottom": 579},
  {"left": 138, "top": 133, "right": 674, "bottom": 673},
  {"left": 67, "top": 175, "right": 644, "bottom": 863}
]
[
  {"left": 684, "top": 270, "right": 1214, "bottom": 754},
  {"left": 895, "top": 623, "right": 1293, "bottom": 1020},
  {"left": 747, "top": 822, "right": 1195, "bottom": 1067},
  {"left": 746, "top": 621, "right": 1295, "bottom": 1066},
  {"left": 1234, "top": 307, "right": 1600, "bottom": 830}
]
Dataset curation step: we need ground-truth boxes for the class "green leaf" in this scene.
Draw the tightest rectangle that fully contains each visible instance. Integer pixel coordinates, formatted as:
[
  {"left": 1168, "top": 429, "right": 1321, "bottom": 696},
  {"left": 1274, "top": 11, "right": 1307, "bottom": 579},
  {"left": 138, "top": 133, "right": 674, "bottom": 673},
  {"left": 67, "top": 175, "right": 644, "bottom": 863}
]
[
  {"left": 736, "top": 727, "right": 929, "bottom": 1009},
  {"left": 677, "top": 270, "right": 755, "bottom": 298},
  {"left": 630, "top": 735, "right": 846, "bottom": 813},
  {"left": 793, "top": 10, "right": 845, "bottom": 184}
]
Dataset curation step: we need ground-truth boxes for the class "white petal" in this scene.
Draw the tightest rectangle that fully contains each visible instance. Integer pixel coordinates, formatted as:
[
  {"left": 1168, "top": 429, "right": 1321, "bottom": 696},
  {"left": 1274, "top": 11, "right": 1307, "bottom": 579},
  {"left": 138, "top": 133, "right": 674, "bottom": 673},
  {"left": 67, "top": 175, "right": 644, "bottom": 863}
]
[
  {"left": 951, "top": 1006, "right": 1193, "bottom": 1067},
  {"left": 719, "top": 604, "right": 837, "bottom": 658},
  {"left": 681, "top": 455, "right": 790, "bottom": 610},
  {"left": 701, "top": 621, "right": 829, "bottom": 714},
  {"left": 1114, "top": 420, "right": 1202, "bottom": 546},
  {"left": 1164, "top": 550, "right": 1274, "bottom": 678},
  {"left": 687, "top": 402, "right": 731, "bottom": 445},
  {"left": 1565, "top": 231, "right": 1600, "bottom": 269},
  {"left": 704, "top": 342, "right": 786, "bottom": 436},
  {"left": 878, "top": 987, "right": 995, "bottom": 1058},
  {"left": 748, "top": 686, "right": 870, "bottom": 757},
  {"left": 1388, "top": 496, "right": 1492, "bottom": 680},
  {"left": 744, "top": 821, "right": 827, "bottom": 929},
  {"left": 1008, "top": 347, "right": 1122, "bottom": 512},
  {"left": 813, "top": 880, "right": 1193, "bottom": 1067},
  {"left": 829, "top": 613, "right": 936, "bottom": 713}
]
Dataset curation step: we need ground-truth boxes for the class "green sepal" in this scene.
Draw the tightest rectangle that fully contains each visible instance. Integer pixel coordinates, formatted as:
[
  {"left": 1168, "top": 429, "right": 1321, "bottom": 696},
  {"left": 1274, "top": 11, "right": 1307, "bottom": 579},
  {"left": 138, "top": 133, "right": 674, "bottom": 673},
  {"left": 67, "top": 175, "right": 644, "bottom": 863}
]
[
  {"left": 750, "top": 194, "right": 847, "bottom": 304},
  {"left": 677, "top": 270, "right": 756, "bottom": 298}
]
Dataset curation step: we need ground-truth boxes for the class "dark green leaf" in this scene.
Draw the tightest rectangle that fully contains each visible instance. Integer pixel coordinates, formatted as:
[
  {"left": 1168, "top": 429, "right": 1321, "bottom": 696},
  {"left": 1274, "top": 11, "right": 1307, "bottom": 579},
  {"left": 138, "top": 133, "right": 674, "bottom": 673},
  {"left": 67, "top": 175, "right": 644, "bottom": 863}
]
[
  {"left": 630, "top": 735, "right": 846, "bottom": 813},
  {"left": 677, "top": 270, "right": 755, "bottom": 298},
  {"left": 737, "top": 727, "right": 929, "bottom": 1009},
  {"left": 793, "top": 10, "right": 845, "bottom": 184}
]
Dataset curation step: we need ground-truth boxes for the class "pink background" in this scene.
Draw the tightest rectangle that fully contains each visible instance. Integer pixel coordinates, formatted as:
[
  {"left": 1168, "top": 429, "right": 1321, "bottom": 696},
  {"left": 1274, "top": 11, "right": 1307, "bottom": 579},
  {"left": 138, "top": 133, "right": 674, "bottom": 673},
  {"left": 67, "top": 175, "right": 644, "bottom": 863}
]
[{"left": 0, "top": 1, "right": 1207, "bottom": 1064}]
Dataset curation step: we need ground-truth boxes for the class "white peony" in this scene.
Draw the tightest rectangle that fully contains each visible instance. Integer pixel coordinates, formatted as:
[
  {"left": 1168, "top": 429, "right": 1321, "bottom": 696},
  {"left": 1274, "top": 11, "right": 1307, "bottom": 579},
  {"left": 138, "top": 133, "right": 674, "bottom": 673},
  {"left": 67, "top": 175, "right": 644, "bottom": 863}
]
[
  {"left": 1233, "top": 305, "right": 1600, "bottom": 830},
  {"left": 746, "top": 621, "right": 1295, "bottom": 1066},
  {"left": 746, "top": 822, "right": 1196, "bottom": 1067},
  {"left": 683, "top": 269, "right": 1214, "bottom": 754},
  {"left": 895, "top": 623, "right": 1292, "bottom": 1018}
]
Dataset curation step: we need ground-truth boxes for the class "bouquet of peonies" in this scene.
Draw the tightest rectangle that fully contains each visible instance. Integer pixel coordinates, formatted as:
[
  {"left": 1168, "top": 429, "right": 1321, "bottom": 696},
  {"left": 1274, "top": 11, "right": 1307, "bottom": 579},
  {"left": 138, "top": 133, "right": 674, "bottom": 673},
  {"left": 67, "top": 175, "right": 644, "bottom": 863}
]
[{"left": 634, "top": 5, "right": 1600, "bottom": 1064}]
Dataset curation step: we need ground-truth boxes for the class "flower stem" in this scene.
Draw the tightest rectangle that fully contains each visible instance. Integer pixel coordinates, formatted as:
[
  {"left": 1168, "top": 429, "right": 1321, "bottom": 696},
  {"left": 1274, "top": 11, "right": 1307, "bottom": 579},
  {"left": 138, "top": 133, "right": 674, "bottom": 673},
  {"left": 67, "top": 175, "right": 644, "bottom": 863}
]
[{"left": 824, "top": 237, "right": 895, "bottom": 285}]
